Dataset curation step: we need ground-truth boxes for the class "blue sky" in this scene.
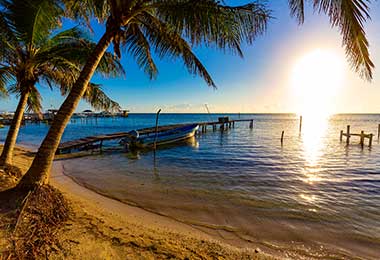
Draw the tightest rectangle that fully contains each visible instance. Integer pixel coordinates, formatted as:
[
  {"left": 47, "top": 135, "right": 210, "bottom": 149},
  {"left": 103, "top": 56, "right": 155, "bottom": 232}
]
[{"left": 1, "top": 1, "right": 379, "bottom": 113}]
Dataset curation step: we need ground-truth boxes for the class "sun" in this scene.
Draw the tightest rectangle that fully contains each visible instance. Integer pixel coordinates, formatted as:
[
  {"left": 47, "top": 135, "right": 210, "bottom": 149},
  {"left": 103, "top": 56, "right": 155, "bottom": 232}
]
[{"left": 291, "top": 49, "right": 345, "bottom": 118}]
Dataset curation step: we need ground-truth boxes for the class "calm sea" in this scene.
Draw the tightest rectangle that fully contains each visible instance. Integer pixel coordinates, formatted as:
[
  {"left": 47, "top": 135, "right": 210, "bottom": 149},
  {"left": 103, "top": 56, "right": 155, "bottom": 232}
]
[{"left": 1, "top": 113, "right": 380, "bottom": 258}]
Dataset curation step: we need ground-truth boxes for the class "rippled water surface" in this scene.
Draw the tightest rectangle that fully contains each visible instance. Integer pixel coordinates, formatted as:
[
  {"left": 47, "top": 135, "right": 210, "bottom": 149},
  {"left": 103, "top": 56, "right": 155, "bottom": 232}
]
[{"left": 2, "top": 113, "right": 380, "bottom": 258}]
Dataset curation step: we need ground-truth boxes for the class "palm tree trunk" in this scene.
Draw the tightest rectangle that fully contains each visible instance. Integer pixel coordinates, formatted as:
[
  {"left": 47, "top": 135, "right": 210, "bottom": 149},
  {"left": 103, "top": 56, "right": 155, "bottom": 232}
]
[
  {"left": 17, "top": 29, "right": 115, "bottom": 189},
  {"left": 0, "top": 91, "right": 29, "bottom": 166}
]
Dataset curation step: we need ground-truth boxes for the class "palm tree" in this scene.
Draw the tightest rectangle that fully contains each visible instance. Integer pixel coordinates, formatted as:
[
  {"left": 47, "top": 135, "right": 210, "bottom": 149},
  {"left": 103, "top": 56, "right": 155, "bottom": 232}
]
[
  {"left": 0, "top": 0, "right": 125, "bottom": 166},
  {"left": 18, "top": 0, "right": 374, "bottom": 189}
]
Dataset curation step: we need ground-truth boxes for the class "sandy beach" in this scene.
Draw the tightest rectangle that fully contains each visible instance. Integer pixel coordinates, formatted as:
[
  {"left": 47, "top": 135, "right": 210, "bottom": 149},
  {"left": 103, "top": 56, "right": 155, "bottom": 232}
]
[{"left": 0, "top": 145, "right": 275, "bottom": 259}]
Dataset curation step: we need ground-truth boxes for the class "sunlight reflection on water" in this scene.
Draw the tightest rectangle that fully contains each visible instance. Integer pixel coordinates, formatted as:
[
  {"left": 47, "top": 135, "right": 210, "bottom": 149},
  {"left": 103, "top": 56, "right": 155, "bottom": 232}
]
[
  {"left": 301, "top": 115, "right": 328, "bottom": 167},
  {"left": 298, "top": 115, "right": 329, "bottom": 210}
]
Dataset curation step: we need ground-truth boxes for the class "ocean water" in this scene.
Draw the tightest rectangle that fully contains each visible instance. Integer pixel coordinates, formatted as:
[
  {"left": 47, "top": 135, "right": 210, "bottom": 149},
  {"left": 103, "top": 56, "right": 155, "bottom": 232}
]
[{"left": 1, "top": 113, "right": 380, "bottom": 258}]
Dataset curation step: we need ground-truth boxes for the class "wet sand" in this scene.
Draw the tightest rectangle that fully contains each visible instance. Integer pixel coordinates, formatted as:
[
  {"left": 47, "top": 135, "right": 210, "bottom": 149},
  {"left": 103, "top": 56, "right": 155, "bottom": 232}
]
[{"left": 50, "top": 161, "right": 278, "bottom": 259}]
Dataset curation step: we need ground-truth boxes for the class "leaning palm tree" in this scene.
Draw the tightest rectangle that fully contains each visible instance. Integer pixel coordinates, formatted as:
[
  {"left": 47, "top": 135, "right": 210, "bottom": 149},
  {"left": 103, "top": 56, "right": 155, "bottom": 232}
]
[
  {"left": 0, "top": 0, "right": 124, "bottom": 166},
  {"left": 18, "top": 0, "right": 374, "bottom": 189}
]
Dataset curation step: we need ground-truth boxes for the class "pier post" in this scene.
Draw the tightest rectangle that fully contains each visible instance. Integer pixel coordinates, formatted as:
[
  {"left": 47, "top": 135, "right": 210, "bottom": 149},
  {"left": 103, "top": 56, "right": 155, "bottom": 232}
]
[
  {"left": 360, "top": 131, "right": 364, "bottom": 148},
  {"left": 281, "top": 131, "right": 284, "bottom": 145},
  {"left": 233, "top": 121, "right": 235, "bottom": 128},
  {"left": 229, "top": 122, "right": 232, "bottom": 129},
  {"left": 220, "top": 124, "right": 224, "bottom": 131},
  {"left": 378, "top": 124, "right": 380, "bottom": 140},
  {"left": 346, "top": 125, "right": 350, "bottom": 145},
  {"left": 340, "top": 130, "right": 343, "bottom": 141},
  {"left": 153, "top": 109, "right": 162, "bottom": 150},
  {"left": 299, "top": 116, "right": 302, "bottom": 134},
  {"left": 369, "top": 134, "right": 373, "bottom": 147},
  {"left": 249, "top": 120, "right": 253, "bottom": 129},
  {"left": 100, "top": 140, "right": 103, "bottom": 153}
]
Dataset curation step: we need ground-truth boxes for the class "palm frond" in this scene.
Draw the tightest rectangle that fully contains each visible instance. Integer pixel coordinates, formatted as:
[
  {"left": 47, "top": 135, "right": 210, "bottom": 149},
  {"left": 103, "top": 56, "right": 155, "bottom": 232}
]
[
  {"left": 120, "top": 23, "right": 158, "bottom": 79},
  {"left": 0, "top": 11, "right": 18, "bottom": 47},
  {"left": 288, "top": 0, "right": 305, "bottom": 24},
  {"left": 153, "top": 0, "right": 271, "bottom": 57},
  {"left": 0, "top": 66, "right": 15, "bottom": 98},
  {"left": 36, "top": 30, "right": 125, "bottom": 79},
  {"left": 44, "top": 26, "right": 89, "bottom": 47},
  {"left": 0, "top": 11, "right": 18, "bottom": 60},
  {"left": 82, "top": 83, "right": 121, "bottom": 112},
  {"left": 2, "top": 0, "right": 63, "bottom": 46},
  {"left": 138, "top": 12, "right": 216, "bottom": 88},
  {"left": 26, "top": 85, "right": 43, "bottom": 115},
  {"left": 63, "top": 0, "right": 109, "bottom": 29},
  {"left": 289, "top": 0, "right": 374, "bottom": 80}
]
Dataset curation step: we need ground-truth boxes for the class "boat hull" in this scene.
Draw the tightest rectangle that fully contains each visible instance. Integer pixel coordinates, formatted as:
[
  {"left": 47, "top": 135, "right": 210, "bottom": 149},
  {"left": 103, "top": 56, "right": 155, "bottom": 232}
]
[{"left": 132, "top": 124, "right": 199, "bottom": 148}]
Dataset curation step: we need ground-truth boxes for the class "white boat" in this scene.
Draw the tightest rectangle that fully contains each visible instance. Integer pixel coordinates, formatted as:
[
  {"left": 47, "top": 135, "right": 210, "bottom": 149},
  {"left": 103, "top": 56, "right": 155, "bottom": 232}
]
[{"left": 129, "top": 124, "right": 199, "bottom": 148}]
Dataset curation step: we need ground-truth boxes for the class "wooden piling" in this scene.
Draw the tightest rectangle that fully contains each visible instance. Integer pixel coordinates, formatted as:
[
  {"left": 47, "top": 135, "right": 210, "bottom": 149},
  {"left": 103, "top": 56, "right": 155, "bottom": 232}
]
[
  {"left": 340, "top": 130, "right": 343, "bottom": 141},
  {"left": 281, "top": 131, "right": 284, "bottom": 144},
  {"left": 360, "top": 131, "right": 364, "bottom": 147},
  {"left": 249, "top": 120, "right": 253, "bottom": 129},
  {"left": 346, "top": 125, "right": 350, "bottom": 145},
  {"left": 369, "top": 134, "right": 373, "bottom": 147},
  {"left": 378, "top": 124, "right": 380, "bottom": 140},
  {"left": 153, "top": 109, "right": 162, "bottom": 150},
  {"left": 299, "top": 116, "right": 303, "bottom": 133}
]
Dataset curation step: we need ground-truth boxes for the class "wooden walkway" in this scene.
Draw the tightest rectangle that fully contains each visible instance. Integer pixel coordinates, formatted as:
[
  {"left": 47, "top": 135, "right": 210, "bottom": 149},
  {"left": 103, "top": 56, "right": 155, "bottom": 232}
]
[{"left": 56, "top": 119, "right": 254, "bottom": 154}]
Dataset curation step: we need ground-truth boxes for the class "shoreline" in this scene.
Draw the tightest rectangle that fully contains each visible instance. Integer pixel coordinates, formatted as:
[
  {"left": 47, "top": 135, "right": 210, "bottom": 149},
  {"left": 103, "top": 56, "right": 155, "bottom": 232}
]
[
  {"left": 50, "top": 161, "right": 285, "bottom": 259},
  {"left": 0, "top": 144, "right": 274, "bottom": 259},
  {"left": 50, "top": 160, "right": 275, "bottom": 259}
]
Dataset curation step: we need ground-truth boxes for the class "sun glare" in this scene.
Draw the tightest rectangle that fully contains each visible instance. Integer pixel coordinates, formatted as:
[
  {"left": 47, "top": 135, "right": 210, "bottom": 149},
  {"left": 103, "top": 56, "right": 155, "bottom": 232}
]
[{"left": 291, "top": 49, "right": 345, "bottom": 118}]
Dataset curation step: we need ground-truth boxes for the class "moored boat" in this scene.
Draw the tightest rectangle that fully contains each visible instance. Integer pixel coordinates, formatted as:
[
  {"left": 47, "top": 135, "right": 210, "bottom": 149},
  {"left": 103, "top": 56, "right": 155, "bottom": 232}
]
[{"left": 128, "top": 124, "right": 199, "bottom": 148}]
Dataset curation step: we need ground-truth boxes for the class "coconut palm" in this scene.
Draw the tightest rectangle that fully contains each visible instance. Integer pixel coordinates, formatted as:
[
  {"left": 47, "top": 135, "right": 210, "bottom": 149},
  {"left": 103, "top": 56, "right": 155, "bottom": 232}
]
[
  {"left": 0, "top": 0, "right": 124, "bottom": 166},
  {"left": 18, "top": 0, "right": 374, "bottom": 189}
]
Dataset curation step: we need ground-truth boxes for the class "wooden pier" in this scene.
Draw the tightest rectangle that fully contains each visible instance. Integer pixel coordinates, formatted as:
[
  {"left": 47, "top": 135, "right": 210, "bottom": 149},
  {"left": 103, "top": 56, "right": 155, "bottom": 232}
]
[
  {"left": 340, "top": 125, "right": 373, "bottom": 147},
  {"left": 56, "top": 119, "right": 254, "bottom": 154}
]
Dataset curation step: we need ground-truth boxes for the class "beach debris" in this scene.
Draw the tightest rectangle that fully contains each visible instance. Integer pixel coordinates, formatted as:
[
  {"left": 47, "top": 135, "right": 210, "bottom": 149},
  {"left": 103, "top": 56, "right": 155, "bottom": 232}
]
[
  {"left": 10, "top": 184, "right": 70, "bottom": 259},
  {"left": 0, "top": 164, "right": 22, "bottom": 179}
]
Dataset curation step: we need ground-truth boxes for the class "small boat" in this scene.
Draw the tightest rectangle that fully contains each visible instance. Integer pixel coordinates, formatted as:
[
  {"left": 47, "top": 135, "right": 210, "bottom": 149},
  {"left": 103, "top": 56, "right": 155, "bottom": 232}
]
[{"left": 128, "top": 124, "right": 199, "bottom": 148}]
